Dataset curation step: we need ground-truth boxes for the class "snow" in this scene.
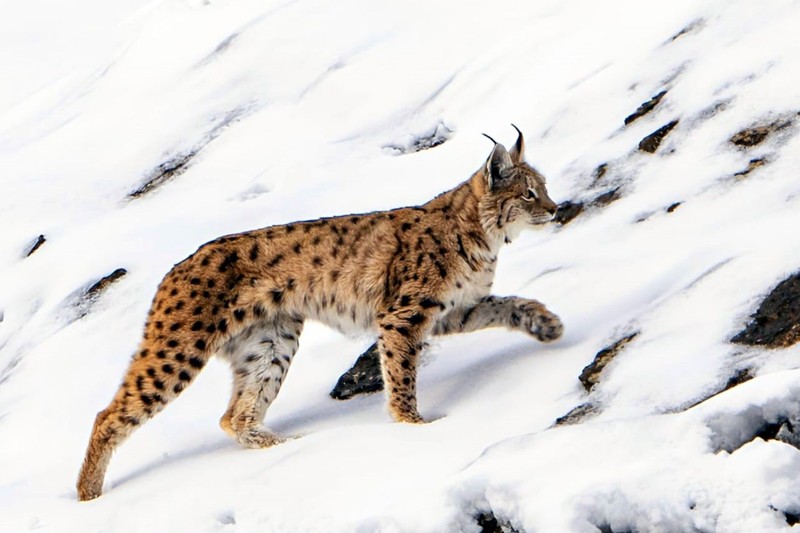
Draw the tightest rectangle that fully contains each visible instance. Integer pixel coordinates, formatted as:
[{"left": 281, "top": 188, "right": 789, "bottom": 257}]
[{"left": 2, "top": 0, "right": 800, "bottom": 531}]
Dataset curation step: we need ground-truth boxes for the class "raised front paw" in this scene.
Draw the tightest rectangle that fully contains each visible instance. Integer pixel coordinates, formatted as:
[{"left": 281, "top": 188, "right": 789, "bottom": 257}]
[{"left": 513, "top": 300, "right": 564, "bottom": 342}]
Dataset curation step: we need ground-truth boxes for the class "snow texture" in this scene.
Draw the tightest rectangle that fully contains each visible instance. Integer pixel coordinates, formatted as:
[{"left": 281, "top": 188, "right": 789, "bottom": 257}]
[{"left": 2, "top": 0, "right": 800, "bottom": 531}]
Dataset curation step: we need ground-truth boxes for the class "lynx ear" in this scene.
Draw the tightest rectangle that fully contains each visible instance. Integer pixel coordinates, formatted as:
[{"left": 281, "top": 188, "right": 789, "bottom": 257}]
[
  {"left": 485, "top": 142, "right": 513, "bottom": 190},
  {"left": 509, "top": 123, "right": 525, "bottom": 163}
]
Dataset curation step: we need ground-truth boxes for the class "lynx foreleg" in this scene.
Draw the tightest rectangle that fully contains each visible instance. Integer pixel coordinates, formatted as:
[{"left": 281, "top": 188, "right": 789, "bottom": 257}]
[{"left": 432, "top": 295, "right": 563, "bottom": 341}]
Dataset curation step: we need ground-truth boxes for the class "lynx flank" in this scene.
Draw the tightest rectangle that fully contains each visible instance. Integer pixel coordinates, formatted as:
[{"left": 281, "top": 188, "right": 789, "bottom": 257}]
[{"left": 77, "top": 127, "right": 563, "bottom": 500}]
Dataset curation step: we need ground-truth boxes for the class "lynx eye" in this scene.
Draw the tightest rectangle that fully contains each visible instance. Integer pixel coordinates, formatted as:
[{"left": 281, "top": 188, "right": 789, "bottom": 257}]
[{"left": 522, "top": 188, "right": 538, "bottom": 202}]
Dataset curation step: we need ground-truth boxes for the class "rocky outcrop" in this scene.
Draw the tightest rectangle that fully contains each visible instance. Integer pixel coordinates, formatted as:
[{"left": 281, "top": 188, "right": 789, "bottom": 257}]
[
  {"left": 732, "top": 272, "right": 800, "bottom": 348},
  {"left": 330, "top": 343, "right": 383, "bottom": 400},
  {"left": 579, "top": 332, "right": 639, "bottom": 392},
  {"left": 638, "top": 120, "right": 679, "bottom": 153}
]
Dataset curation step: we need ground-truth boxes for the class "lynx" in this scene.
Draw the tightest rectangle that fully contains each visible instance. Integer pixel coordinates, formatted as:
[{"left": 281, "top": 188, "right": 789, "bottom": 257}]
[{"left": 77, "top": 126, "right": 563, "bottom": 500}]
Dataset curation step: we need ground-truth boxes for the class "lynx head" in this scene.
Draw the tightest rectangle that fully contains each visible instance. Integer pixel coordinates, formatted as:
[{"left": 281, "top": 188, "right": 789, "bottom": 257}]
[{"left": 479, "top": 126, "right": 558, "bottom": 240}]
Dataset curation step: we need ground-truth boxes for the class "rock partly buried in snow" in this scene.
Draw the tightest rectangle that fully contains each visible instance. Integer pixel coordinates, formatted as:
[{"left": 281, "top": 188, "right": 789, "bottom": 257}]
[
  {"left": 330, "top": 343, "right": 383, "bottom": 400},
  {"left": 579, "top": 332, "right": 639, "bottom": 392},
  {"left": 554, "top": 200, "right": 584, "bottom": 225},
  {"left": 74, "top": 268, "right": 128, "bottom": 319},
  {"left": 733, "top": 157, "right": 767, "bottom": 178},
  {"left": 24, "top": 234, "right": 46, "bottom": 257},
  {"left": 624, "top": 90, "right": 667, "bottom": 125},
  {"left": 555, "top": 188, "right": 622, "bottom": 226},
  {"left": 130, "top": 151, "right": 197, "bottom": 198},
  {"left": 475, "top": 511, "right": 519, "bottom": 533},
  {"left": 553, "top": 402, "right": 598, "bottom": 427},
  {"left": 638, "top": 120, "right": 679, "bottom": 153},
  {"left": 731, "top": 272, "right": 800, "bottom": 347},
  {"left": 729, "top": 117, "right": 794, "bottom": 148},
  {"left": 384, "top": 122, "right": 453, "bottom": 155},
  {"left": 686, "top": 367, "right": 754, "bottom": 409}
]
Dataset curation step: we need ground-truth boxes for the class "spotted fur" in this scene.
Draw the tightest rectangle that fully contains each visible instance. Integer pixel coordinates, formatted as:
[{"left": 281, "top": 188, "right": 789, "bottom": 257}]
[{"left": 77, "top": 128, "right": 563, "bottom": 500}]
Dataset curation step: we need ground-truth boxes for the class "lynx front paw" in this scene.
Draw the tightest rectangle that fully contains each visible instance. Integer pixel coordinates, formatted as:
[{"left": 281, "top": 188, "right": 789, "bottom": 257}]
[{"left": 514, "top": 301, "right": 564, "bottom": 342}]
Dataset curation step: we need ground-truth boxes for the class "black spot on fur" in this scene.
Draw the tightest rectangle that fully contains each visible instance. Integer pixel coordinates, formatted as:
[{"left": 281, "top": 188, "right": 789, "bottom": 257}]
[
  {"left": 146, "top": 368, "right": 156, "bottom": 378},
  {"left": 271, "top": 289, "right": 284, "bottom": 304},
  {"left": 401, "top": 222, "right": 412, "bottom": 231},
  {"left": 161, "top": 364, "right": 174, "bottom": 374},
  {"left": 195, "top": 339, "right": 207, "bottom": 350},
  {"left": 401, "top": 359, "right": 410, "bottom": 369},
  {"left": 287, "top": 278, "right": 296, "bottom": 291},
  {"left": 140, "top": 394, "right": 154, "bottom": 406},
  {"left": 313, "top": 256, "right": 323, "bottom": 266},
  {"left": 191, "top": 321, "right": 204, "bottom": 331},
  {"left": 156, "top": 350, "right": 167, "bottom": 359},
  {"left": 189, "top": 356, "right": 203, "bottom": 369},
  {"left": 175, "top": 353, "right": 186, "bottom": 362},
  {"left": 268, "top": 254, "right": 284, "bottom": 267},
  {"left": 408, "top": 313, "right": 425, "bottom": 325},
  {"left": 193, "top": 306, "right": 203, "bottom": 316},
  {"left": 170, "top": 288, "right": 178, "bottom": 296},
  {"left": 170, "top": 323, "right": 182, "bottom": 331},
  {"left": 402, "top": 377, "right": 411, "bottom": 385},
  {"left": 234, "top": 309, "right": 246, "bottom": 321},
  {"left": 190, "top": 278, "right": 201, "bottom": 285},
  {"left": 173, "top": 383, "right": 185, "bottom": 394},
  {"left": 293, "top": 243, "right": 302, "bottom": 254},
  {"left": 396, "top": 326, "right": 410, "bottom": 337},
  {"left": 218, "top": 319, "right": 228, "bottom": 333},
  {"left": 420, "top": 297, "right": 444, "bottom": 310},
  {"left": 167, "top": 339, "right": 179, "bottom": 348},
  {"left": 285, "top": 224, "right": 296, "bottom": 233},
  {"left": 178, "top": 370, "right": 191, "bottom": 381},
  {"left": 207, "top": 279, "right": 216, "bottom": 288},
  {"left": 153, "top": 379, "right": 165, "bottom": 391},
  {"left": 249, "top": 244, "right": 259, "bottom": 261}
]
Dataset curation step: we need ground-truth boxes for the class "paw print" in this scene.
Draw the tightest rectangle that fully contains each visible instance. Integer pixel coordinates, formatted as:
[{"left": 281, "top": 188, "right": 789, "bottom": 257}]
[{"left": 512, "top": 300, "right": 564, "bottom": 342}]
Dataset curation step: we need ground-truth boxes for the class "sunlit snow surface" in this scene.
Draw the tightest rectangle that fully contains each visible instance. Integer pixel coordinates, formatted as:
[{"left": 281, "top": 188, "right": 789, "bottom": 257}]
[{"left": 2, "top": 0, "right": 800, "bottom": 531}]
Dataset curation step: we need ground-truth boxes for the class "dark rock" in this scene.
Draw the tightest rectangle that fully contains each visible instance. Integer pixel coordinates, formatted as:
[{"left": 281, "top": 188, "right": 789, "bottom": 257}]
[
  {"left": 733, "top": 157, "right": 767, "bottom": 178},
  {"left": 669, "top": 18, "right": 704, "bottom": 41},
  {"left": 554, "top": 402, "right": 598, "bottom": 427},
  {"left": 592, "top": 187, "right": 621, "bottom": 207},
  {"left": 74, "top": 268, "right": 128, "bottom": 319},
  {"left": 638, "top": 120, "right": 679, "bottom": 153},
  {"left": 666, "top": 202, "right": 682, "bottom": 213},
  {"left": 554, "top": 200, "right": 584, "bottom": 225},
  {"left": 598, "top": 525, "right": 634, "bottom": 533},
  {"left": 330, "top": 343, "right": 383, "bottom": 400},
  {"left": 130, "top": 151, "right": 196, "bottom": 198},
  {"left": 25, "top": 234, "right": 46, "bottom": 257},
  {"left": 593, "top": 163, "right": 609, "bottom": 181},
  {"left": 624, "top": 90, "right": 667, "bottom": 125},
  {"left": 730, "top": 118, "right": 794, "bottom": 148},
  {"left": 130, "top": 106, "right": 252, "bottom": 199},
  {"left": 686, "top": 368, "right": 754, "bottom": 409},
  {"left": 475, "top": 511, "right": 519, "bottom": 533},
  {"left": 579, "top": 332, "right": 639, "bottom": 392},
  {"left": 784, "top": 510, "right": 800, "bottom": 526},
  {"left": 732, "top": 272, "right": 800, "bottom": 347}
]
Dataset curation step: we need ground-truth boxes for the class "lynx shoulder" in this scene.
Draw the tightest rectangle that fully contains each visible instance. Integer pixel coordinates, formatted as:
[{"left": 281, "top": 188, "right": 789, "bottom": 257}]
[{"left": 77, "top": 126, "right": 563, "bottom": 501}]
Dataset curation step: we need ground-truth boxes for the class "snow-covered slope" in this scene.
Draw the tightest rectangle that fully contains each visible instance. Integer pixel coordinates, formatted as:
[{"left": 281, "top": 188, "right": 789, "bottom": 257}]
[{"left": 2, "top": 0, "right": 800, "bottom": 531}]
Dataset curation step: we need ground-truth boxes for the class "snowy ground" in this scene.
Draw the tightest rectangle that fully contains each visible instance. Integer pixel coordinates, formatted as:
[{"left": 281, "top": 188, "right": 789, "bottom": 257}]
[{"left": 2, "top": 0, "right": 800, "bottom": 531}]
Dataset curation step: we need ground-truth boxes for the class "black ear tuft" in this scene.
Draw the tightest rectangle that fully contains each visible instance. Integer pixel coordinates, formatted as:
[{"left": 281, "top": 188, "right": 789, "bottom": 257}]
[
  {"left": 485, "top": 143, "right": 513, "bottom": 190},
  {"left": 509, "top": 123, "right": 525, "bottom": 163}
]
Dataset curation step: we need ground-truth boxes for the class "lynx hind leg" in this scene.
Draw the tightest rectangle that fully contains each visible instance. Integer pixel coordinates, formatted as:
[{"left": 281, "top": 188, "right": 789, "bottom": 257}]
[
  {"left": 77, "top": 345, "right": 210, "bottom": 501},
  {"left": 218, "top": 314, "right": 303, "bottom": 448}
]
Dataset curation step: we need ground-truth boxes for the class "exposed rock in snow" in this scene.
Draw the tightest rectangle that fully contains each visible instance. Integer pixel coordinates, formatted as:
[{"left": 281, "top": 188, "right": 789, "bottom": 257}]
[
  {"left": 330, "top": 343, "right": 382, "bottom": 400},
  {"left": 624, "top": 90, "right": 667, "bottom": 126},
  {"left": 732, "top": 272, "right": 800, "bottom": 348},
  {"left": 638, "top": 119, "right": 679, "bottom": 153},
  {"left": 579, "top": 332, "right": 640, "bottom": 392},
  {"left": 24, "top": 234, "right": 46, "bottom": 257}
]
